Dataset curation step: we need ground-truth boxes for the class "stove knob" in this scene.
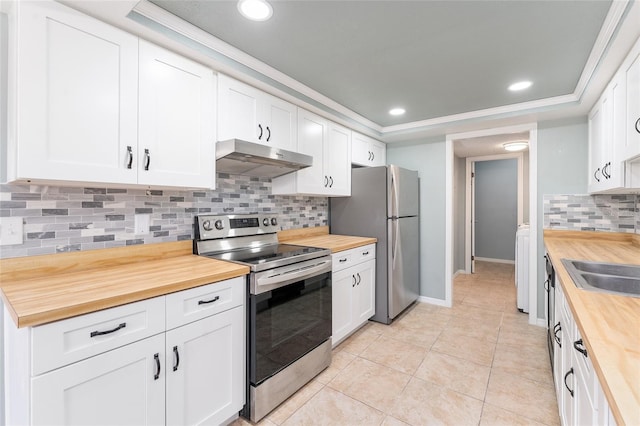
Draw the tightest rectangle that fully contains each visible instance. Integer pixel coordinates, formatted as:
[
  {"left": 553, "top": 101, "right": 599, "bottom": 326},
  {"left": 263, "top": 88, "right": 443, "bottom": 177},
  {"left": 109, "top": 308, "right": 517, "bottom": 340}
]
[
  {"left": 214, "top": 220, "right": 224, "bottom": 230},
  {"left": 202, "top": 220, "right": 213, "bottom": 231},
  {"left": 263, "top": 218, "right": 270, "bottom": 227},
  {"left": 270, "top": 218, "right": 278, "bottom": 226}
]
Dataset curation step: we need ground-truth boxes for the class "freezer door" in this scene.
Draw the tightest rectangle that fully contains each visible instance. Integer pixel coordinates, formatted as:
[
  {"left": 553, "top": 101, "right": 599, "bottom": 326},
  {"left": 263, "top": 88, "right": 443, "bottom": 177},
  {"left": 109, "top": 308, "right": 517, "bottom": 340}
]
[
  {"left": 388, "top": 165, "right": 419, "bottom": 218},
  {"left": 388, "top": 216, "right": 420, "bottom": 319}
]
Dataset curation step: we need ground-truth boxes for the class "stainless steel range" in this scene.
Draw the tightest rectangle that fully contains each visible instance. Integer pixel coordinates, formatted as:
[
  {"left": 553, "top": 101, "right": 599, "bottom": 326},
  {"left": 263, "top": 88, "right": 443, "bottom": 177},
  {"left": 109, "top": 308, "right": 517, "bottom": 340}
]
[{"left": 194, "top": 214, "right": 332, "bottom": 422}]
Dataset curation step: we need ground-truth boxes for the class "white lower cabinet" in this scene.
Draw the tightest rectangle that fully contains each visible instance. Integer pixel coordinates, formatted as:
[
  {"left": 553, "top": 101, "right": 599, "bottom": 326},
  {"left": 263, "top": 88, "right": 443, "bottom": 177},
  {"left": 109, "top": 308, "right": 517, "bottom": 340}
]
[
  {"left": 331, "top": 244, "right": 375, "bottom": 346},
  {"left": 4, "top": 277, "right": 245, "bottom": 426},
  {"left": 553, "top": 280, "right": 616, "bottom": 426}
]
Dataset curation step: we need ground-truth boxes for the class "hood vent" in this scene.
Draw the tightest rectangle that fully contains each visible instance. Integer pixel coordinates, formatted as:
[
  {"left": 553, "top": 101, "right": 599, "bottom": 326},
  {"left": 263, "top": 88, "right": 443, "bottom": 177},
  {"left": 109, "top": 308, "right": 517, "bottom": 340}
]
[{"left": 216, "top": 139, "right": 313, "bottom": 179}]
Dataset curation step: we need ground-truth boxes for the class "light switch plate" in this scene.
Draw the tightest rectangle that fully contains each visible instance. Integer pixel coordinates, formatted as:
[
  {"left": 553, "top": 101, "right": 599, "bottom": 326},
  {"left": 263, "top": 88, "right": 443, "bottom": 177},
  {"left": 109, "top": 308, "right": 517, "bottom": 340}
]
[
  {"left": 0, "top": 217, "right": 24, "bottom": 245},
  {"left": 134, "top": 214, "right": 150, "bottom": 235}
]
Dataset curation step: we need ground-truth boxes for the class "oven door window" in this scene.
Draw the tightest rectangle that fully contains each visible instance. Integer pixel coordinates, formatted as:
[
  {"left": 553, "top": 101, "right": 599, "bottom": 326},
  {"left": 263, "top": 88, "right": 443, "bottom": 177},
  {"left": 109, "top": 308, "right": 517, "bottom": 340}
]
[{"left": 250, "top": 271, "right": 331, "bottom": 385}]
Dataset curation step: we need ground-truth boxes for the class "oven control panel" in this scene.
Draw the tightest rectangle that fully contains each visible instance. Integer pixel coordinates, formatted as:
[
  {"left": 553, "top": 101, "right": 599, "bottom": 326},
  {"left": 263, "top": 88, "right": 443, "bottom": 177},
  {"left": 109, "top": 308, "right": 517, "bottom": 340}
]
[{"left": 196, "top": 214, "right": 279, "bottom": 240}]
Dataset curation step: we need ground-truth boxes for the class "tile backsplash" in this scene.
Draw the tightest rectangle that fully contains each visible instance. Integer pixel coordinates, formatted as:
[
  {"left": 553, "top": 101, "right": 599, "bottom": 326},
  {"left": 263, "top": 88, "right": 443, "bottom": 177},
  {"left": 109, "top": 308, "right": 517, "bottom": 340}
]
[
  {"left": 543, "top": 194, "right": 640, "bottom": 233},
  {"left": 0, "top": 174, "right": 328, "bottom": 259}
]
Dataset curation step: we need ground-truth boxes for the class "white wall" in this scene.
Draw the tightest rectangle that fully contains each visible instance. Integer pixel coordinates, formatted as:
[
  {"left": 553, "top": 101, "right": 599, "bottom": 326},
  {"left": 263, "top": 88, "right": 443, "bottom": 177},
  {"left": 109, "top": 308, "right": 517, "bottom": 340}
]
[{"left": 387, "top": 138, "right": 446, "bottom": 300}]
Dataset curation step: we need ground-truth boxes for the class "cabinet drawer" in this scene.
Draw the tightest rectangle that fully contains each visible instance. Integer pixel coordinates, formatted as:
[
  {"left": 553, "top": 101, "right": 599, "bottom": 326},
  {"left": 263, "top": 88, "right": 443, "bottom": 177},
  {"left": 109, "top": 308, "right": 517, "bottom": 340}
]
[
  {"left": 31, "top": 296, "right": 165, "bottom": 375},
  {"left": 332, "top": 252, "right": 353, "bottom": 272},
  {"left": 166, "top": 277, "right": 245, "bottom": 330},
  {"left": 355, "top": 244, "right": 376, "bottom": 262}
]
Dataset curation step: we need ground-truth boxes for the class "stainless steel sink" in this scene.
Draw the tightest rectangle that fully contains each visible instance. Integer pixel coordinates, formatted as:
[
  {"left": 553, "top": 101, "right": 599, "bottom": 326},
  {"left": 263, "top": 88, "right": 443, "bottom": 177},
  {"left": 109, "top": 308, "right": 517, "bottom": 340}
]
[{"left": 561, "top": 259, "right": 640, "bottom": 297}]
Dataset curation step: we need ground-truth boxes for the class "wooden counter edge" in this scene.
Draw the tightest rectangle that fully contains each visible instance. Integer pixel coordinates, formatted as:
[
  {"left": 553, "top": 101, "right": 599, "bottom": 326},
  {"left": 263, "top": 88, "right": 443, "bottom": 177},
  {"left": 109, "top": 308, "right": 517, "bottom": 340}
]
[
  {"left": 543, "top": 229, "right": 635, "bottom": 243},
  {"left": 0, "top": 240, "right": 194, "bottom": 282}
]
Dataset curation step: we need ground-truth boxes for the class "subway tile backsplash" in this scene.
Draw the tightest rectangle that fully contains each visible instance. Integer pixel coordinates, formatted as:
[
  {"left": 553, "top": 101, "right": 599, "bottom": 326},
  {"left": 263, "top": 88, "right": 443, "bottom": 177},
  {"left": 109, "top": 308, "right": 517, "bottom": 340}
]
[
  {"left": 0, "top": 174, "right": 328, "bottom": 259},
  {"left": 543, "top": 194, "right": 640, "bottom": 233}
]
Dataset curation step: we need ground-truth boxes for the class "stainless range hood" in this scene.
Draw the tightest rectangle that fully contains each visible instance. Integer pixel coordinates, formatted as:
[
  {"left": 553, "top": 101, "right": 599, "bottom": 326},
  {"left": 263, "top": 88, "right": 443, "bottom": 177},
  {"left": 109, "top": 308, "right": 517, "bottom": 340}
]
[{"left": 216, "top": 139, "right": 313, "bottom": 179}]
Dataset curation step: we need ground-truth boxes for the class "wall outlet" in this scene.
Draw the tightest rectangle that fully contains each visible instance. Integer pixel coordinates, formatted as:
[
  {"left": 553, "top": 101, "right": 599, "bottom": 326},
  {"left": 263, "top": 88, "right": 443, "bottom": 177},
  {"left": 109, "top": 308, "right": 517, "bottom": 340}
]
[
  {"left": 134, "top": 214, "right": 150, "bottom": 235},
  {"left": 0, "top": 217, "right": 24, "bottom": 245}
]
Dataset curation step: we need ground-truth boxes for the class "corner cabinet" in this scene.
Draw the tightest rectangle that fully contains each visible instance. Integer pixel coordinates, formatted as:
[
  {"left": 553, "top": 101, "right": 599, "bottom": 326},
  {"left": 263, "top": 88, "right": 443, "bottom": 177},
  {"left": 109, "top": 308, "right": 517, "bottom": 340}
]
[
  {"left": 5, "top": 277, "right": 246, "bottom": 426},
  {"left": 331, "top": 244, "right": 376, "bottom": 347},
  {"left": 6, "top": 1, "right": 215, "bottom": 189},
  {"left": 352, "top": 132, "right": 386, "bottom": 167},
  {"left": 272, "top": 109, "right": 351, "bottom": 196},
  {"left": 217, "top": 74, "right": 297, "bottom": 151}
]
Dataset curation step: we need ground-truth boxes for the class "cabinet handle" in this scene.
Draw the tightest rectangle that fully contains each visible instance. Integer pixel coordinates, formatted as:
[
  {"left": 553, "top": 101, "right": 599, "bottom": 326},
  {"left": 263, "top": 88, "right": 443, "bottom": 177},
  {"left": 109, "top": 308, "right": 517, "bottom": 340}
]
[
  {"left": 553, "top": 321, "right": 562, "bottom": 347},
  {"left": 198, "top": 295, "right": 220, "bottom": 305},
  {"left": 352, "top": 275, "right": 356, "bottom": 287},
  {"left": 371, "top": 152, "right": 375, "bottom": 160},
  {"left": 573, "top": 339, "right": 588, "bottom": 358},
  {"left": 258, "top": 124, "right": 263, "bottom": 140},
  {"left": 356, "top": 273, "right": 361, "bottom": 285},
  {"left": 339, "top": 258, "right": 347, "bottom": 263},
  {"left": 266, "top": 126, "right": 271, "bottom": 142},
  {"left": 324, "top": 176, "right": 328, "bottom": 187},
  {"left": 564, "top": 368, "right": 574, "bottom": 398},
  {"left": 126, "top": 146, "right": 133, "bottom": 169},
  {"left": 362, "top": 251, "right": 369, "bottom": 256},
  {"left": 329, "top": 176, "right": 334, "bottom": 187},
  {"left": 154, "top": 353, "right": 161, "bottom": 380},
  {"left": 544, "top": 278, "right": 549, "bottom": 292},
  {"left": 368, "top": 151, "right": 372, "bottom": 161},
  {"left": 173, "top": 345, "right": 180, "bottom": 371},
  {"left": 605, "top": 162, "right": 611, "bottom": 179},
  {"left": 594, "top": 168, "right": 600, "bottom": 182},
  {"left": 90, "top": 322, "right": 126, "bottom": 338},
  {"left": 635, "top": 117, "right": 640, "bottom": 134},
  {"left": 144, "top": 149, "right": 151, "bottom": 171}
]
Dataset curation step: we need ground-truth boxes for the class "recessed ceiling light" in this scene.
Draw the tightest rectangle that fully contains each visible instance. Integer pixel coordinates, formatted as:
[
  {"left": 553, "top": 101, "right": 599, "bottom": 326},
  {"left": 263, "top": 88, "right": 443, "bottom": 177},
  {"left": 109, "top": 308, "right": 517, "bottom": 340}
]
[
  {"left": 237, "top": 0, "right": 273, "bottom": 21},
  {"left": 389, "top": 108, "right": 405, "bottom": 116},
  {"left": 503, "top": 141, "right": 529, "bottom": 151},
  {"left": 508, "top": 81, "right": 533, "bottom": 91}
]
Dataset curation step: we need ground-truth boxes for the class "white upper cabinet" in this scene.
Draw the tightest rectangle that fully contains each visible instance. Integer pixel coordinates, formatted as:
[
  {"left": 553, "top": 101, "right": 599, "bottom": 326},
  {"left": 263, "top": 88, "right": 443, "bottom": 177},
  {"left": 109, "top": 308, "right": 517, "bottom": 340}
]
[
  {"left": 621, "top": 39, "right": 640, "bottom": 161},
  {"left": 7, "top": 1, "right": 215, "bottom": 189},
  {"left": 217, "top": 74, "right": 297, "bottom": 151},
  {"left": 352, "top": 132, "right": 386, "bottom": 167},
  {"left": 272, "top": 109, "right": 351, "bottom": 196},
  {"left": 138, "top": 41, "right": 215, "bottom": 188},
  {"left": 10, "top": 0, "right": 139, "bottom": 185}
]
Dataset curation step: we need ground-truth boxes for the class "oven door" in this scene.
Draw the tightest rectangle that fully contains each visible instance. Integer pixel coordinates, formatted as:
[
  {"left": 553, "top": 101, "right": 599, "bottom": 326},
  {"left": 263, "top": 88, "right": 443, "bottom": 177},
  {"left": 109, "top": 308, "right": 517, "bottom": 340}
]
[{"left": 249, "top": 258, "right": 332, "bottom": 386}]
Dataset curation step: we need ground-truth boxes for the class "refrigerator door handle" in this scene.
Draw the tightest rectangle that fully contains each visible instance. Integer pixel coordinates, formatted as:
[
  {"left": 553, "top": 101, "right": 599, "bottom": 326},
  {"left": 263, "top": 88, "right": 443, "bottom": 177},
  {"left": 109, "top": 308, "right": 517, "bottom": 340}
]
[
  {"left": 392, "top": 218, "right": 398, "bottom": 265},
  {"left": 390, "top": 169, "right": 398, "bottom": 218}
]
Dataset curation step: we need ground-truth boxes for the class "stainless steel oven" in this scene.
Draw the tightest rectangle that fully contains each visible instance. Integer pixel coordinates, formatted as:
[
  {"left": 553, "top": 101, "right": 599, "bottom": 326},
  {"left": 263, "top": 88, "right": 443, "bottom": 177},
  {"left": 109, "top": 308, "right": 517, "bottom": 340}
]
[{"left": 194, "top": 214, "right": 332, "bottom": 422}]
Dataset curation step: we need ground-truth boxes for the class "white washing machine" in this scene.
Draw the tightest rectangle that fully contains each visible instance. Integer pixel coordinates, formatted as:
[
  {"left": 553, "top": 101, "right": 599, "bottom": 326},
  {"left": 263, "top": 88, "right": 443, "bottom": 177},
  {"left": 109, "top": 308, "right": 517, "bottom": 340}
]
[{"left": 515, "top": 224, "right": 530, "bottom": 313}]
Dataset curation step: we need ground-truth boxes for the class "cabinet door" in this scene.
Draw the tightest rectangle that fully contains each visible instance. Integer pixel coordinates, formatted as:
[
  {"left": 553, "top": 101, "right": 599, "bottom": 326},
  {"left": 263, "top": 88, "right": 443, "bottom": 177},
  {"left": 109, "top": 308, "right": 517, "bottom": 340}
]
[
  {"left": 624, "top": 49, "right": 640, "bottom": 160},
  {"left": 325, "top": 122, "right": 351, "bottom": 196},
  {"left": 31, "top": 334, "right": 165, "bottom": 426},
  {"left": 332, "top": 268, "right": 355, "bottom": 347},
  {"left": 607, "top": 76, "right": 626, "bottom": 190},
  {"left": 14, "top": 1, "right": 138, "bottom": 184},
  {"left": 295, "top": 109, "right": 328, "bottom": 194},
  {"left": 351, "top": 132, "right": 372, "bottom": 166},
  {"left": 354, "top": 260, "right": 375, "bottom": 325},
  {"left": 138, "top": 41, "right": 215, "bottom": 189},
  {"left": 588, "top": 96, "right": 606, "bottom": 193},
  {"left": 369, "top": 140, "right": 386, "bottom": 166},
  {"left": 217, "top": 75, "right": 261, "bottom": 143},
  {"left": 262, "top": 96, "right": 297, "bottom": 151},
  {"left": 166, "top": 306, "right": 244, "bottom": 426}
]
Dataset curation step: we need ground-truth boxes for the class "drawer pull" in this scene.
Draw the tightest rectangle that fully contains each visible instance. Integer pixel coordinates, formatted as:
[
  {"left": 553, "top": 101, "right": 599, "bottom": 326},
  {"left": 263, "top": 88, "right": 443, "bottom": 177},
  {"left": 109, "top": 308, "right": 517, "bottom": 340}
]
[
  {"left": 173, "top": 346, "right": 180, "bottom": 372},
  {"left": 90, "top": 322, "right": 126, "bottom": 338},
  {"left": 362, "top": 251, "right": 369, "bottom": 256},
  {"left": 198, "top": 295, "right": 220, "bottom": 305},
  {"left": 154, "top": 353, "right": 161, "bottom": 380},
  {"left": 339, "top": 258, "right": 348, "bottom": 263},
  {"left": 564, "top": 368, "right": 574, "bottom": 398},
  {"left": 573, "top": 339, "right": 588, "bottom": 358},
  {"left": 553, "top": 321, "right": 562, "bottom": 348}
]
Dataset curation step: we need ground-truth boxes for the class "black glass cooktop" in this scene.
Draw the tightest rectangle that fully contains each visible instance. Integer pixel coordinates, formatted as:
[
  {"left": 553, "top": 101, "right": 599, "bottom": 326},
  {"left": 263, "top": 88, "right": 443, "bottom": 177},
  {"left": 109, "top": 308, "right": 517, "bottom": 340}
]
[{"left": 203, "top": 244, "right": 328, "bottom": 271}]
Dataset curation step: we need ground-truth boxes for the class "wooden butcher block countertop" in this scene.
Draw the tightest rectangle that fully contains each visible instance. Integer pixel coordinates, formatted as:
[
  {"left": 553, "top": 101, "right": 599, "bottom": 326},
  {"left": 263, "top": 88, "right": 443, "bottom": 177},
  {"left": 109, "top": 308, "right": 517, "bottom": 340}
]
[
  {"left": 0, "top": 241, "right": 249, "bottom": 329},
  {"left": 278, "top": 226, "right": 377, "bottom": 252},
  {"left": 544, "top": 230, "right": 640, "bottom": 426}
]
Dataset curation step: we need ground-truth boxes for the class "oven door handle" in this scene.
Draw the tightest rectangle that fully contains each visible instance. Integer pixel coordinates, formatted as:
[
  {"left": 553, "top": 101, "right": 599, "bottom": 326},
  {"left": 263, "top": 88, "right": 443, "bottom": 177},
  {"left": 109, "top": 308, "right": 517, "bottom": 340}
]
[{"left": 256, "top": 260, "right": 332, "bottom": 288}]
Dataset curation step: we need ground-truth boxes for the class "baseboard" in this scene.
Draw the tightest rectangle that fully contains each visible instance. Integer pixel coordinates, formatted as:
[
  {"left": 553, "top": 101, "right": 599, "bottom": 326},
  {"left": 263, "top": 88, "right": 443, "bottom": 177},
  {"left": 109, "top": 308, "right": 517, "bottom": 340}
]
[
  {"left": 475, "top": 257, "right": 515, "bottom": 265},
  {"left": 453, "top": 269, "right": 466, "bottom": 278},
  {"left": 417, "top": 295, "right": 451, "bottom": 308},
  {"left": 536, "top": 317, "right": 546, "bottom": 328}
]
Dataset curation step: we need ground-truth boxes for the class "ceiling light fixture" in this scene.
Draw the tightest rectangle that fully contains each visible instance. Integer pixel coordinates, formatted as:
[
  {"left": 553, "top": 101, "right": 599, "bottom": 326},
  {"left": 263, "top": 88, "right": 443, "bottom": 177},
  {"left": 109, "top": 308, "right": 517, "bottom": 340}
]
[
  {"left": 503, "top": 141, "right": 529, "bottom": 151},
  {"left": 389, "top": 108, "right": 406, "bottom": 116},
  {"left": 237, "top": 0, "right": 273, "bottom": 21},
  {"left": 508, "top": 81, "right": 533, "bottom": 91}
]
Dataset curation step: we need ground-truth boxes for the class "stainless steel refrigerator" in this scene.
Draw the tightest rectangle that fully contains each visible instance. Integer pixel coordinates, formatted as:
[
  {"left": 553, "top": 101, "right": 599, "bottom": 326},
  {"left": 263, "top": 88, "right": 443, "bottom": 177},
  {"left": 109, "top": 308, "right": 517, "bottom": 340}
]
[{"left": 330, "top": 165, "right": 420, "bottom": 324}]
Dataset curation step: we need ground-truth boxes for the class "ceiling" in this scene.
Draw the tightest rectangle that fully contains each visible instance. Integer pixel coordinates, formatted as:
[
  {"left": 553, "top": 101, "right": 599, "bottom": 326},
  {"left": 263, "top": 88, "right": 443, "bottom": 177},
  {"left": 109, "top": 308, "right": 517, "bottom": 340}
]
[
  {"left": 454, "top": 132, "right": 530, "bottom": 158},
  {"left": 148, "top": 0, "right": 611, "bottom": 128}
]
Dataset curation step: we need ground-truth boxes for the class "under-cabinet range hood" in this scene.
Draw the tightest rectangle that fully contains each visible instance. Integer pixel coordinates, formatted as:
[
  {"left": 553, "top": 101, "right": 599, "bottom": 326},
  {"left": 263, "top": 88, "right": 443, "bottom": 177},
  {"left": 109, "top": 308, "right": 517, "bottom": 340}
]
[{"left": 215, "top": 139, "right": 313, "bottom": 178}]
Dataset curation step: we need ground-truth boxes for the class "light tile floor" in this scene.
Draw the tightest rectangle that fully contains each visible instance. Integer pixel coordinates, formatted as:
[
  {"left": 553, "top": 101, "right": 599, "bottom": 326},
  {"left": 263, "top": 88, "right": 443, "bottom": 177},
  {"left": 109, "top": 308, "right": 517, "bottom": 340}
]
[{"left": 233, "top": 261, "right": 559, "bottom": 426}]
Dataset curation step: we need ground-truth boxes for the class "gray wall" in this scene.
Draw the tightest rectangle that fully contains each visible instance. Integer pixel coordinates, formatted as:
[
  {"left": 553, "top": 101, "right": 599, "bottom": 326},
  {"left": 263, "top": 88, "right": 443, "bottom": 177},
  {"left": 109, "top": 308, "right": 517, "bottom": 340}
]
[
  {"left": 474, "top": 159, "right": 518, "bottom": 261},
  {"left": 537, "top": 116, "right": 589, "bottom": 319},
  {"left": 453, "top": 155, "right": 466, "bottom": 272},
  {"left": 387, "top": 138, "right": 446, "bottom": 300}
]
